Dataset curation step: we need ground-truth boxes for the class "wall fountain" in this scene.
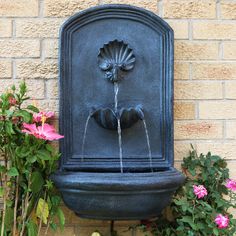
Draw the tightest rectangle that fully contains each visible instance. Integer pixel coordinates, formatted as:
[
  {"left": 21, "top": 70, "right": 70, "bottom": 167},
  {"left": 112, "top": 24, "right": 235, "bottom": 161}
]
[{"left": 52, "top": 4, "right": 185, "bottom": 220}]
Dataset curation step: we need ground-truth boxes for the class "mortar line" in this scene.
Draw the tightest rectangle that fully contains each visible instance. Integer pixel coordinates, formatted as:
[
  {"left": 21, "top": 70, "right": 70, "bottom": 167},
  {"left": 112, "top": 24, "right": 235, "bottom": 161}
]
[
  {"left": 216, "top": 0, "right": 221, "bottom": 19},
  {"left": 158, "top": 0, "right": 163, "bottom": 17}
]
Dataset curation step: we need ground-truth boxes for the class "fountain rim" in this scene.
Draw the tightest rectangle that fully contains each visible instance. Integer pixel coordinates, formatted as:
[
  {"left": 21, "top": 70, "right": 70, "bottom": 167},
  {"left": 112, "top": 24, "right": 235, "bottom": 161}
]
[{"left": 52, "top": 167, "right": 185, "bottom": 191}]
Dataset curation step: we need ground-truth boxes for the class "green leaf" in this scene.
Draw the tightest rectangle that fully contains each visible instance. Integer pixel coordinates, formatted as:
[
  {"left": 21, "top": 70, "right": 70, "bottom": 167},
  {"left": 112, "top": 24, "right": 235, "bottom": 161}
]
[
  {"left": 14, "top": 110, "right": 32, "bottom": 123},
  {"left": 0, "top": 187, "right": 4, "bottom": 197},
  {"left": 31, "top": 171, "right": 44, "bottom": 193},
  {"left": 57, "top": 208, "right": 65, "bottom": 230},
  {"left": 26, "top": 105, "right": 39, "bottom": 113},
  {"left": 7, "top": 167, "right": 19, "bottom": 177},
  {"left": 27, "top": 220, "right": 38, "bottom": 236},
  {"left": 5, "top": 121, "right": 15, "bottom": 134},
  {"left": 36, "top": 149, "right": 51, "bottom": 161},
  {"left": 36, "top": 198, "right": 49, "bottom": 224},
  {"left": 4, "top": 207, "right": 14, "bottom": 231},
  {"left": 213, "top": 228, "right": 219, "bottom": 236},
  {"left": 27, "top": 155, "right": 37, "bottom": 163}
]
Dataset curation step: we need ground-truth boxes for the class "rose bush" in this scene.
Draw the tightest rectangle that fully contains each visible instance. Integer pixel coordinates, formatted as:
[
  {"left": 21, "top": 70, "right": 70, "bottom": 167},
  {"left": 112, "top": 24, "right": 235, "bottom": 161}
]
[
  {"left": 139, "top": 147, "right": 236, "bottom": 236},
  {"left": 0, "top": 82, "right": 64, "bottom": 236}
]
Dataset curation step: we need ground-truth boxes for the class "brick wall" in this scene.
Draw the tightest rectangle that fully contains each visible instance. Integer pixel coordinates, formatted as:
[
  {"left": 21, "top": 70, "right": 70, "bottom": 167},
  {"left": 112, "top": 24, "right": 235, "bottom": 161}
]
[{"left": 0, "top": 0, "right": 235, "bottom": 235}]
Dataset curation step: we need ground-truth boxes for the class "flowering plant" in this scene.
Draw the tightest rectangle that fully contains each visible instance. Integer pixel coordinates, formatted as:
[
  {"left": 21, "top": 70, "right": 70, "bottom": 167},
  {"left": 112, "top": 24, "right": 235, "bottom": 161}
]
[
  {"left": 139, "top": 147, "right": 236, "bottom": 236},
  {"left": 0, "top": 82, "right": 64, "bottom": 236}
]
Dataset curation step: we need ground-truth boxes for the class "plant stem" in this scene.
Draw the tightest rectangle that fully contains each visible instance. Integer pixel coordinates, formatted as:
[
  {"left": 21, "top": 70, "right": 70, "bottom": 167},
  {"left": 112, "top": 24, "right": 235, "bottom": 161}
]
[
  {"left": 20, "top": 172, "right": 31, "bottom": 236},
  {"left": 13, "top": 175, "right": 19, "bottom": 236},
  {"left": 1, "top": 174, "right": 6, "bottom": 236}
]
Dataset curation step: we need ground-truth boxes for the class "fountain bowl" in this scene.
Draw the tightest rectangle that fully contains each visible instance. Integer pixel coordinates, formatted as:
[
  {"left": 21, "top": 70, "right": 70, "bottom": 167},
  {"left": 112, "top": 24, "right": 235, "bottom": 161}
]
[
  {"left": 92, "top": 106, "right": 144, "bottom": 130},
  {"left": 51, "top": 167, "right": 184, "bottom": 220}
]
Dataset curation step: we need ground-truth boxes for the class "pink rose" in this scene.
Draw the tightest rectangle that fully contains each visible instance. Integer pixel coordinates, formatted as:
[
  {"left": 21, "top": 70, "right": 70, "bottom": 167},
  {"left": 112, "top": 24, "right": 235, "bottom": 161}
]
[
  {"left": 215, "top": 214, "right": 229, "bottom": 229},
  {"left": 193, "top": 185, "right": 208, "bottom": 199},
  {"left": 225, "top": 179, "right": 236, "bottom": 191}
]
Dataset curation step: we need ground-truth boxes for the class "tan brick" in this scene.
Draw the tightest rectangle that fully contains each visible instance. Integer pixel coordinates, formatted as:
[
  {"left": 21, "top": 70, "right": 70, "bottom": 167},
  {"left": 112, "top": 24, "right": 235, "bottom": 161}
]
[
  {"left": 41, "top": 227, "right": 74, "bottom": 236},
  {"left": 0, "top": 0, "right": 38, "bottom": 17},
  {"left": 174, "top": 62, "right": 189, "bottom": 80},
  {"left": 174, "top": 121, "right": 223, "bottom": 140},
  {"left": 163, "top": 0, "right": 216, "bottom": 19},
  {"left": 223, "top": 42, "right": 236, "bottom": 60},
  {"left": 174, "top": 81, "right": 223, "bottom": 100},
  {"left": 0, "top": 61, "right": 11, "bottom": 78},
  {"left": 192, "top": 63, "right": 236, "bottom": 80},
  {"left": 166, "top": 20, "right": 188, "bottom": 39},
  {"left": 199, "top": 101, "right": 236, "bottom": 119},
  {"left": 225, "top": 81, "right": 236, "bottom": 99},
  {"left": 0, "top": 79, "right": 45, "bottom": 99},
  {"left": 221, "top": 1, "right": 236, "bottom": 20},
  {"left": 195, "top": 142, "right": 236, "bottom": 160},
  {"left": 16, "top": 60, "right": 58, "bottom": 79},
  {"left": 35, "top": 100, "right": 59, "bottom": 112},
  {"left": 193, "top": 21, "right": 236, "bottom": 40},
  {"left": 0, "top": 20, "right": 12, "bottom": 37},
  {"left": 44, "top": 39, "right": 58, "bottom": 58},
  {"left": 226, "top": 121, "right": 236, "bottom": 139},
  {"left": 16, "top": 19, "right": 64, "bottom": 38},
  {"left": 102, "top": 0, "right": 158, "bottom": 13},
  {"left": 228, "top": 162, "right": 236, "bottom": 178},
  {"left": 174, "top": 102, "right": 195, "bottom": 120},
  {"left": 0, "top": 40, "right": 40, "bottom": 58},
  {"left": 174, "top": 142, "right": 193, "bottom": 160},
  {"left": 175, "top": 41, "right": 219, "bottom": 60},
  {"left": 45, "top": 0, "right": 99, "bottom": 17},
  {"left": 47, "top": 80, "right": 59, "bottom": 98}
]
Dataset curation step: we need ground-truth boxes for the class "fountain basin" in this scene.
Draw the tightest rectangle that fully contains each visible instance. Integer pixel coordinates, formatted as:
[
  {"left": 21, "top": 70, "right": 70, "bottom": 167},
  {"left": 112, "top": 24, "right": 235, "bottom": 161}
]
[{"left": 52, "top": 168, "right": 184, "bottom": 220}]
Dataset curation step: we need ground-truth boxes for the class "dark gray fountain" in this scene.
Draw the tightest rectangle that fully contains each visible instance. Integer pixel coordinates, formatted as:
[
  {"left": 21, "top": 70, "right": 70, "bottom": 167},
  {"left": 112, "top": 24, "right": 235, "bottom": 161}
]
[{"left": 52, "top": 4, "right": 185, "bottom": 220}]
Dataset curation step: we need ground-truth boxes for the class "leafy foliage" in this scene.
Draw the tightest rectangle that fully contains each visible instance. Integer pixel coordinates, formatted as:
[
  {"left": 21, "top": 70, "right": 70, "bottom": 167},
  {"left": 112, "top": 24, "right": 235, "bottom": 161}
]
[
  {"left": 0, "top": 82, "right": 64, "bottom": 236},
  {"left": 139, "top": 148, "right": 236, "bottom": 236}
]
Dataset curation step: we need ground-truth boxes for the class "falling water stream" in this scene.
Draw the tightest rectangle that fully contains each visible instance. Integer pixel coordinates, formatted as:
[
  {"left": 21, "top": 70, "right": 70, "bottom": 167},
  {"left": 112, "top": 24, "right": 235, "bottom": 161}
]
[
  {"left": 114, "top": 82, "right": 123, "bottom": 173},
  {"left": 81, "top": 114, "right": 92, "bottom": 162},
  {"left": 142, "top": 119, "right": 153, "bottom": 172}
]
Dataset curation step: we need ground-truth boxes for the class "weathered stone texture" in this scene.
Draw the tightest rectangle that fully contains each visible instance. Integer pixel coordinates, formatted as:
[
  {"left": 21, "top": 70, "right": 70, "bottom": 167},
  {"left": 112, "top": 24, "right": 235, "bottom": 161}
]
[
  {"left": 221, "top": 1, "right": 236, "bottom": 19},
  {"left": 16, "top": 60, "right": 58, "bottom": 79},
  {"left": 199, "top": 101, "right": 236, "bottom": 119},
  {"left": 225, "top": 81, "right": 236, "bottom": 99},
  {"left": 0, "top": 79, "right": 45, "bottom": 99},
  {"left": 223, "top": 42, "right": 236, "bottom": 60},
  {"left": 0, "top": 20, "right": 12, "bottom": 37},
  {"left": 174, "top": 62, "right": 189, "bottom": 80},
  {"left": 174, "top": 121, "right": 223, "bottom": 140},
  {"left": 174, "top": 81, "right": 223, "bottom": 100},
  {"left": 0, "top": 0, "right": 38, "bottom": 17},
  {"left": 44, "top": 39, "right": 59, "bottom": 59},
  {"left": 192, "top": 63, "right": 236, "bottom": 80},
  {"left": 16, "top": 19, "right": 64, "bottom": 38},
  {"left": 163, "top": 0, "right": 216, "bottom": 19},
  {"left": 101, "top": 0, "right": 158, "bottom": 13},
  {"left": 226, "top": 121, "right": 236, "bottom": 139},
  {"left": 175, "top": 41, "right": 219, "bottom": 60},
  {"left": 193, "top": 21, "right": 236, "bottom": 40},
  {"left": 0, "top": 61, "right": 11, "bottom": 78},
  {"left": 174, "top": 102, "right": 195, "bottom": 120},
  {"left": 44, "top": 0, "right": 99, "bottom": 17},
  {"left": 0, "top": 40, "right": 40, "bottom": 58},
  {"left": 166, "top": 20, "right": 188, "bottom": 39}
]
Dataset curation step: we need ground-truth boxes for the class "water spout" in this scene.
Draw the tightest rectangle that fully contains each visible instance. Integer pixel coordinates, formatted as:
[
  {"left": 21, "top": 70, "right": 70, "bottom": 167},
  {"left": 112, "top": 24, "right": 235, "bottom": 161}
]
[
  {"left": 81, "top": 114, "right": 92, "bottom": 162},
  {"left": 142, "top": 119, "right": 153, "bottom": 172},
  {"left": 114, "top": 82, "right": 123, "bottom": 173}
]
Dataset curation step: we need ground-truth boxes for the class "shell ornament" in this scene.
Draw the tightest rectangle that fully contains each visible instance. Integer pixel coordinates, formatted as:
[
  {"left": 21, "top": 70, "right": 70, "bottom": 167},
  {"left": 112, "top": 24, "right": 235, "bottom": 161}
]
[{"left": 98, "top": 40, "right": 136, "bottom": 83}]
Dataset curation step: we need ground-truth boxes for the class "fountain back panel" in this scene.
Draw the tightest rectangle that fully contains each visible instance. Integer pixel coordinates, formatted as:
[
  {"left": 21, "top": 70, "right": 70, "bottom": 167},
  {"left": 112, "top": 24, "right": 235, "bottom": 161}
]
[{"left": 52, "top": 4, "right": 185, "bottom": 220}]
